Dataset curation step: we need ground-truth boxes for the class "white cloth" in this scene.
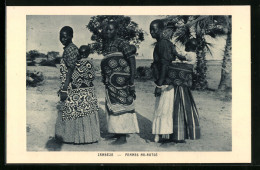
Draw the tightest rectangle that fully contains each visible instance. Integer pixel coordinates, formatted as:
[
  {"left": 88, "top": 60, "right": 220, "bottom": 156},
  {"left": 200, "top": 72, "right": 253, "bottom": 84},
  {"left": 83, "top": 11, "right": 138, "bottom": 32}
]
[
  {"left": 152, "top": 85, "right": 174, "bottom": 135},
  {"left": 106, "top": 109, "right": 140, "bottom": 134},
  {"left": 176, "top": 49, "right": 196, "bottom": 65},
  {"left": 185, "top": 52, "right": 196, "bottom": 65}
]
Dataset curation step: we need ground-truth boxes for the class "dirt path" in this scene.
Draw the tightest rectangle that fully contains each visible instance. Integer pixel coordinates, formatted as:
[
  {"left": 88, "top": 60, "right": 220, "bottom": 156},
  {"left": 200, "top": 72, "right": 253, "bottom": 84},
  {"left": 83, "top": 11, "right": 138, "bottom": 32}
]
[{"left": 26, "top": 66, "right": 231, "bottom": 151}]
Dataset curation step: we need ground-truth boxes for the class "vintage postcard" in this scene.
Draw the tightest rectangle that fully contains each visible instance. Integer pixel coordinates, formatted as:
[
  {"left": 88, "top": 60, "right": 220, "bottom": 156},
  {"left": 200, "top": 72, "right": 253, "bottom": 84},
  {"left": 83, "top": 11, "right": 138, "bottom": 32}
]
[{"left": 6, "top": 6, "right": 251, "bottom": 163}]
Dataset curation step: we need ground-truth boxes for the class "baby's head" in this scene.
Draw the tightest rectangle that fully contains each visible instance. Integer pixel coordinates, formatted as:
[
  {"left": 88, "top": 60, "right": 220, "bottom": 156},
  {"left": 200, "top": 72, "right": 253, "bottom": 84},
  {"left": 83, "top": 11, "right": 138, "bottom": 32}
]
[
  {"left": 185, "top": 38, "right": 197, "bottom": 52},
  {"left": 79, "top": 45, "right": 91, "bottom": 59}
]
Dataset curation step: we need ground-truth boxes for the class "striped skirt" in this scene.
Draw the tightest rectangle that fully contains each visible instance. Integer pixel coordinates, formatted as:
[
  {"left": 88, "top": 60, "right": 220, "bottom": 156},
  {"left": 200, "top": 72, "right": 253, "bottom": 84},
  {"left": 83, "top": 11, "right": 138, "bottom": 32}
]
[{"left": 173, "top": 86, "right": 200, "bottom": 140}]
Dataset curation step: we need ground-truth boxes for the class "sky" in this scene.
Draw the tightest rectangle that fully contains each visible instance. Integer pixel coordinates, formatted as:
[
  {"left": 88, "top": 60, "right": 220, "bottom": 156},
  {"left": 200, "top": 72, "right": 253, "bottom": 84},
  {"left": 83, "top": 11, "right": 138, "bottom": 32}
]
[{"left": 26, "top": 15, "right": 226, "bottom": 60}]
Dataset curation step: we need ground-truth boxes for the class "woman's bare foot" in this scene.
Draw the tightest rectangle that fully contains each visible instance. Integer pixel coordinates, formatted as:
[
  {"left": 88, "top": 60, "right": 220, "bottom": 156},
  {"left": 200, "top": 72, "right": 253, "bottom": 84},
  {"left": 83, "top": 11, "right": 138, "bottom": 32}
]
[
  {"left": 154, "top": 135, "right": 159, "bottom": 143},
  {"left": 110, "top": 134, "right": 127, "bottom": 145},
  {"left": 172, "top": 139, "right": 186, "bottom": 143},
  {"left": 105, "top": 134, "right": 120, "bottom": 141}
]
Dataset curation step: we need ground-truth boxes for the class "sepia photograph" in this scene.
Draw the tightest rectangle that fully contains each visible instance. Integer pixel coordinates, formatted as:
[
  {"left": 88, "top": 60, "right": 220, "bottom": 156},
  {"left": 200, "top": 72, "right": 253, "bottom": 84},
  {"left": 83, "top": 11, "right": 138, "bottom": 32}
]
[
  {"left": 6, "top": 6, "right": 250, "bottom": 163},
  {"left": 26, "top": 15, "right": 232, "bottom": 152}
]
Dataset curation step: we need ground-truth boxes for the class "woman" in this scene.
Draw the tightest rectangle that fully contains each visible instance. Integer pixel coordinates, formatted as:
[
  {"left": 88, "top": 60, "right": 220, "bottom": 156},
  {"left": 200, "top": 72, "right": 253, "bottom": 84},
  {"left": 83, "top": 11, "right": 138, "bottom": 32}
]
[
  {"left": 172, "top": 38, "right": 200, "bottom": 143},
  {"left": 150, "top": 20, "right": 200, "bottom": 143},
  {"left": 100, "top": 21, "right": 139, "bottom": 145},
  {"left": 55, "top": 26, "right": 100, "bottom": 144}
]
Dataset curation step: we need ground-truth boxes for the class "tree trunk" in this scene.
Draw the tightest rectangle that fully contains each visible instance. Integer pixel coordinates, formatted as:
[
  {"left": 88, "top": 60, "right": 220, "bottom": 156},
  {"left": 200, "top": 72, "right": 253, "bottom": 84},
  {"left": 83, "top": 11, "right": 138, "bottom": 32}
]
[
  {"left": 218, "top": 32, "right": 232, "bottom": 91},
  {"left": 193, "top": 37, "right": 208, "bottom": 90}
]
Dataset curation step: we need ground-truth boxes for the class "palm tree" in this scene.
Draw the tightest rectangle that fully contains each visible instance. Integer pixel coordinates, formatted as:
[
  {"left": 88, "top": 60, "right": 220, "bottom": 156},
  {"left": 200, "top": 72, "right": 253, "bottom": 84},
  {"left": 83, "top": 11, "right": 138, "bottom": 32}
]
[
  {"left": 167, "top": 16, "right": 213, "bottom": 90},
  {"left": 165, "top": 15, "right": 227, "bottom": 90},
  {"left": 217, "top": 16, "right": 232, "bottom": 91}
]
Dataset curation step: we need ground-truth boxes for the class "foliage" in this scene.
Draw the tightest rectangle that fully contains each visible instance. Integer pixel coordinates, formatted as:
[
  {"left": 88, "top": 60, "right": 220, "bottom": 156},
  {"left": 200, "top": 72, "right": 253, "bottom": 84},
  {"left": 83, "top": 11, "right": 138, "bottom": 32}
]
[
  {"left": 86, "top": 15, "right": 145, "bottom": 54},
  {"left": 39, "top": 59, "right": 57, "bottom": 67},
  {"left": 136, "top": 66, "right": 153, "bottom": 80},
  {"left": 27, "top": 61, "right": 36, "bottom": 66},
  {"left": 165, "top": 15, "right": 228, "bottom": 90},
  {"left": 47, "top": 51, "right": 59, "bottom": 57},
  {"left": 52, "top": 57, "right": 61, "bottom": 64},
  {"left": 26, "top": 50, "right": 61, "bottom": 66},
  {"left": 26, "top": 70, "right": 44, "bottom": 87},
  {"left": 27, "top": 50, "right": 60, "bottom": 62},
  {"left": 47, "top": 51, "right": 60, "bottom": 60},
  {"left": 26, "top": 50, "right": 40, "bottom": 61}
]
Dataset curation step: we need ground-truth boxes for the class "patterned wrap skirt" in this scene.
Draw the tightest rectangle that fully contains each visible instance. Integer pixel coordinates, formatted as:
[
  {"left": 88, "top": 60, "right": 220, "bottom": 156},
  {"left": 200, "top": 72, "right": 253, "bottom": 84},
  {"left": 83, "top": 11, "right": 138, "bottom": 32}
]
[
  {"left": 55, "top": 87, "right": 101, "bottom": 144},
  {"left": 101, "top": 52, "right": 139, "bottom": 134}
]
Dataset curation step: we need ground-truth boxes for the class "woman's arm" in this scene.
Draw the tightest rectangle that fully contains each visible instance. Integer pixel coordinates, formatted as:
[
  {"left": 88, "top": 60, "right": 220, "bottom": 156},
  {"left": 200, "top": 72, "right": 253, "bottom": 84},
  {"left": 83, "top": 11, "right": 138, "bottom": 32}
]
[
  {"left": 62, "top": 46, "right": 79, "bottom": 90},
  {"left": 62, "top": 68, "right": 73, "bottom": 91},
  {"left": 128, "top": 56, "right": 136, "bottom": 86},
  {"left": 154, "top": 40, "right": 172, "bottom": 97},
  {"left": 60, "top": 46, "right": 78, "bottom": 101},
  {"left": 121, "top": 43, "right": 137, "bottom": 85},
  {"left": 156, "top": 40, "right": 173, "bottom": 86},
  {"left": 60, "top": 67, "right": 73, "bottom": 101},
  {"left": 128, "top": 56, "right": 136, "bottom": 99},
  {"left": 120, "top": 42, "right": 137, "bottom": 99},
  {"left": 156, "top": 64, "right": 167, "bottom": 86},
  {"left": 154, "top": 64, "right": 167, "bottom": 97}
]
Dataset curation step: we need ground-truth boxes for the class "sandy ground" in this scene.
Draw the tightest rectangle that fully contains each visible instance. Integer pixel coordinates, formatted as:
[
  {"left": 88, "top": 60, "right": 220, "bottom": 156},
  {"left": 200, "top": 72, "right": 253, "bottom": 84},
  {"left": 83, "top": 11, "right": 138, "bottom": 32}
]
[{"left": 26, "top": 65, "right": 231, "bottom": 151}]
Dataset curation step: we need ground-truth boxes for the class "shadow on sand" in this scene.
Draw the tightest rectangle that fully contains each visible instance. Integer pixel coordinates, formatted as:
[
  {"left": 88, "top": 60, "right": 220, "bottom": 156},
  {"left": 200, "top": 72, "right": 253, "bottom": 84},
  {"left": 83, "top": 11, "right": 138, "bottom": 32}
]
[
  {"left": 45, "top": 136, "right": 63, "bottom": 151},
  {"left": 97, "top": 104, "right": 113, "bottom": 139},
  {"left": 135, "top": 111, "right": 153, "bottom": 142}
]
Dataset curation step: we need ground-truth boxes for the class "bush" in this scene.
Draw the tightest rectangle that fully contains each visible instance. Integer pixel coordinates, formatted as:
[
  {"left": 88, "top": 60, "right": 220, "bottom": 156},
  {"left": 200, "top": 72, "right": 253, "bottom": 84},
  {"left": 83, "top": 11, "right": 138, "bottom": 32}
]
[
  {"left": 39, "top": 59, "right": 57, "bottom": 67},
  {"left": 136, "top": 66, "right": 153, "bottom": 80},
  {"left": 26, "top": 70, "right": 44, "bottom": 87},
  {"left": 26, "top": 50, "right": 40, "bottom": 62},
  {"left": 27, "top": 61, "right": 36, "bottom": 66},
  {"left": 53, "top": 57, "right": 61, "bottom": 64}
]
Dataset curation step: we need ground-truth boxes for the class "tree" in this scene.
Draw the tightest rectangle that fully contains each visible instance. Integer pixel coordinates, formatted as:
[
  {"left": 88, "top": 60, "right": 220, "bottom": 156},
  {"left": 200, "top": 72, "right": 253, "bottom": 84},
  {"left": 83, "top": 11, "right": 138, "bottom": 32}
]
[
  {"left": 47, "top": 51, "right": 60, "bottom": 60},
  {"left": 217, "top": 16, "right": 231, "bottom": 91},
  {"left": 166, "top": 15, "right": 226, "bottom": 90},
  {"left": 86, "top": 15, "right": 145, "bottom": 54},
  {"left": 26, "top": 50, "right": 40, "bottom": 62}
]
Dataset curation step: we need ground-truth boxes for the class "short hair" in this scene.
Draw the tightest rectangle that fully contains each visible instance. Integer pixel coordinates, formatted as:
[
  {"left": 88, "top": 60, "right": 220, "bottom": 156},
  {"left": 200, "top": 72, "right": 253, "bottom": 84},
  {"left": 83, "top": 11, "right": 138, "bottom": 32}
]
[
  {"left": 150, "top": 19, "right": 165, "bottom": 30},
  {"left": 60, "top": 26, "right": 73, "bottom": 37},
  {"left": 166, "top": 22, "right": 177, "bottom": 32},
  {"left": 107, "top": 21, "right": 119, "bottom": 30},
  {"left": 79, "top": 45, "right": 91, "bottom": 56}
]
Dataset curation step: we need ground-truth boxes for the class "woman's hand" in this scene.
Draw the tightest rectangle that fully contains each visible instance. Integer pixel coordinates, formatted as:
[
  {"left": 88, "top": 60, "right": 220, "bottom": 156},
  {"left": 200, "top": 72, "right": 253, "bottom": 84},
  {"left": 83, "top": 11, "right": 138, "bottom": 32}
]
[
  {"left": 177, "top": 54, "right": 186, "bottom": 62},
  {"left": 60, "top": 91, "right": 68, "bottom": 101},
  {"left": 102, "top": 76, "right": 108, "bottom": 86},
  {"left": 129, "top": 85, "right": 136, "bottom": 100},
  {"left": 129, "top": 90, "right": 136, "bottom": 100},
  {"left": 57, "top": 89, "right": 61, "bottom": 96},
  {"left": 154, "top": 87, "right": 162, "bottom": 97}
]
